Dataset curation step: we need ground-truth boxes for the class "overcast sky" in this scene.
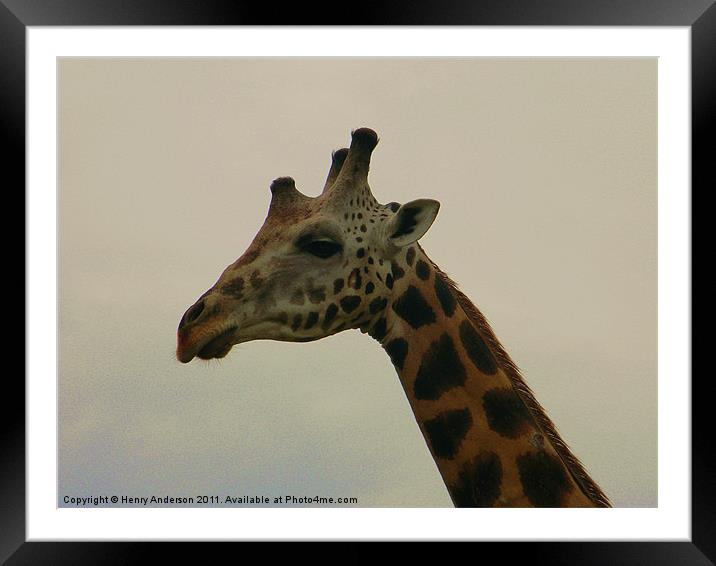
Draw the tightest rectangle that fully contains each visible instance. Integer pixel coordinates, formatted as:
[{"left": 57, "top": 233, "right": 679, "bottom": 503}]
[{"left": 58, "top": 57, "right": 656, "bottom": 507}]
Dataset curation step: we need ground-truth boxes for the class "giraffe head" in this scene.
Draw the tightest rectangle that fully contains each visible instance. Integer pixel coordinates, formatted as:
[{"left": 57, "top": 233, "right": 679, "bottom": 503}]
[{"left": 176, "top": 128, "right": 440, "bottom": 363}]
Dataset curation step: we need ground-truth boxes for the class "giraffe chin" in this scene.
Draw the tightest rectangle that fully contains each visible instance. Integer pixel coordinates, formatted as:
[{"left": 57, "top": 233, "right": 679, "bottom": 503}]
[
  {"left": 180, "top": 325, "right": 238, "bottom": 363},
  {"left": 197, "top": 343, "right": 233, "bottom": 361}
]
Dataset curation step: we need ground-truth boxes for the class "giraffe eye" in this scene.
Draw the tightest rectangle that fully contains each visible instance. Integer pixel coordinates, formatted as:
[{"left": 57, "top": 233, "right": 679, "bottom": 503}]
[{"left": 302, "top": 240, "right": 342, "bottom": 259}]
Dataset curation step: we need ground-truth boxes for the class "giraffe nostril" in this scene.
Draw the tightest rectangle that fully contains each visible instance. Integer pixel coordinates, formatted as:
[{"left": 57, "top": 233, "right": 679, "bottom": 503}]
[{"left": 181, "top": 300, "right": 205, "bottom": 328}]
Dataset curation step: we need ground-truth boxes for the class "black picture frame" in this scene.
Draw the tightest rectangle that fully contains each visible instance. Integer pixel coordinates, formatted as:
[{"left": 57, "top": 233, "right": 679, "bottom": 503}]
[{"left": 5, "top": 1, "right": 708, "bottom": 563}]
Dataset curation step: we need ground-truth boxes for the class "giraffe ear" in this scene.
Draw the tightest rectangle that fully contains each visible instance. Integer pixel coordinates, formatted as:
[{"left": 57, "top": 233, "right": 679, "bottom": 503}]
[{"left": 385, "top": 199, "right": 440, "bottom": 248}]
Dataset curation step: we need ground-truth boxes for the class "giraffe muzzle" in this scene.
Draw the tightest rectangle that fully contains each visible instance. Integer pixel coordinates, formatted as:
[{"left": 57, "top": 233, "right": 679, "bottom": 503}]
[{"left": 177, "top": 296, "right": 239, "bottom": 362}]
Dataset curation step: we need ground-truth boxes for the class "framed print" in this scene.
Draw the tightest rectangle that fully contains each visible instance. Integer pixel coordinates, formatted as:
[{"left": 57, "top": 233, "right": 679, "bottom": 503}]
[{"left": 6, "top": 0, "right": 708, "bottom": 563}]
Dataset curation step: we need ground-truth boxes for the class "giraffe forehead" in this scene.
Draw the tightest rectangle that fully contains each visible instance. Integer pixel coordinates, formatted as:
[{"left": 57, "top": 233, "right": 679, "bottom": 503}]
[
  {"left": 252, "top": 175, "right": 398, "bottom": 254},
  {"left": 265, "top": 195, "right": 389, "bottom": 238},
  {"left": 331, "top": 200, "right": 397, "bottom": 251}
]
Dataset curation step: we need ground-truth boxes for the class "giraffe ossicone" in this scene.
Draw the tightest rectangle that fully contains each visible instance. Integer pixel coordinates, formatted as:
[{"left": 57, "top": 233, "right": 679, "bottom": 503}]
[{"left": 177, "top": 127, "right": 611, "bottom": 508}]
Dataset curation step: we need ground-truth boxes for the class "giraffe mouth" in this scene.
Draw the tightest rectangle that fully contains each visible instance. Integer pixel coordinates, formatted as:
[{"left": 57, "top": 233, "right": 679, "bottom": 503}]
[{"left": 193, "top": 325, "right": 238, "bottom": 362}]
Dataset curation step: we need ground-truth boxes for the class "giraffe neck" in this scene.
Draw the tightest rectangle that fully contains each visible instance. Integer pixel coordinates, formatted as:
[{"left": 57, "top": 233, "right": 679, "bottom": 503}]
[{"left": 365, "top": 245, "right": 609, "bottom": 507}]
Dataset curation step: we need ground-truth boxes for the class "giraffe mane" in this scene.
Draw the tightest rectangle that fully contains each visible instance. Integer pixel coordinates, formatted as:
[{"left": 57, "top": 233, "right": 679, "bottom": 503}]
[{"left": 424, "top": 250, "right": 612, "bottom": 508}]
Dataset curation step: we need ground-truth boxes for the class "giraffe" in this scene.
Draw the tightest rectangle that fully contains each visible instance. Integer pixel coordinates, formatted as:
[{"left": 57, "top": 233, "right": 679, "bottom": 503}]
[{"left": 176, "top": 127, "right": 611, "bottom": 508}]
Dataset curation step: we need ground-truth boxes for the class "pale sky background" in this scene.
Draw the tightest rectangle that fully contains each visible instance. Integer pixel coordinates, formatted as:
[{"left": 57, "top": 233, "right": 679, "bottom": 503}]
[{"left": 58, "top": 58, "right": 656, "bottom": 507}]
